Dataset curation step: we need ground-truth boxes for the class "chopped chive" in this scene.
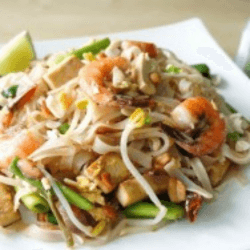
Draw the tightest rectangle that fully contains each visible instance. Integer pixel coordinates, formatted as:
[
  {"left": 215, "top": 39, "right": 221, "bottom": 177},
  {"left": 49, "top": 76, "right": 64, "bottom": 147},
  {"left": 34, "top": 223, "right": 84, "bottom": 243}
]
[
  {"left": 2, "top": 85, "right": 19, "bottom": 98},
  {"left": 164, "top": 65, "right": 182, "bottom": 74},
  {"left": 47, "top": 211, "right": 58, "bottom": 225},
  {"left": 144, "top": 115, "right": 152, "bottom": 125},
  {"left": 58, "top": 123, "right": 70, "bottom": 134}
]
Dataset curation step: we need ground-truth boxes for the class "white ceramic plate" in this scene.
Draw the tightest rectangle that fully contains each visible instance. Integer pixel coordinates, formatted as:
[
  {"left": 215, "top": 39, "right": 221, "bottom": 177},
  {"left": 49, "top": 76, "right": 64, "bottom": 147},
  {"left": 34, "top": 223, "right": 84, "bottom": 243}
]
[{"left": 1, "top": 18, "right": 250, "bottom": 250}]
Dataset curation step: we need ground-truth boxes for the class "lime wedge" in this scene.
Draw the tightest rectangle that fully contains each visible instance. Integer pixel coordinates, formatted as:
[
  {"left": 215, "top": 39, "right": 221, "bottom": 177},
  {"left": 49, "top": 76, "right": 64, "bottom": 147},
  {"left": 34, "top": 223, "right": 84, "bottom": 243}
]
[{"left": 0, "top": 31, "right": 36, "bottom": 75}]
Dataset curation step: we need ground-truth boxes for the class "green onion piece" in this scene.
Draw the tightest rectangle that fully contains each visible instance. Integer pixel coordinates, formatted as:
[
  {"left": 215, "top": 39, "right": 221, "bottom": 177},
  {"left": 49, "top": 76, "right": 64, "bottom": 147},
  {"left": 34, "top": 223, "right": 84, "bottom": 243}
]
[
  {"left": 10, "top": 157, "right": 94, "bottom": 211},
  {"left": 227, "top": 131, "right": 243, "bottom": 141},
  {"left": 56, "top": 182, "right": 94, "bottom": 211},
  {"left": 58, "top": 123, "right": 70, "bottom": 134},
  {"left": 123, "top": 201, "right": 184, "bottom": 221},
  {"left": 47, "top": 211, "right": 58, "bottom": 225},
  {"left": 20, "top": 192, "right": 50, "bottom": 213},
  {"left": 144, "top": 115, "right": 152, "bottom": 125},
  {"left": 191, "top": 64, "right": 211, "bottom": 78},
  {"left": 55, "top": 38, "right": 110, "bottom": 64},
  {"left": 2, "top": 85, "right": 19, "bottom": 98},
  {"left": 10, "top": 157, "right": 23, "bottom": 177},
  {"left": 164, "top": 65, "right": 182, "bottom": 74}
]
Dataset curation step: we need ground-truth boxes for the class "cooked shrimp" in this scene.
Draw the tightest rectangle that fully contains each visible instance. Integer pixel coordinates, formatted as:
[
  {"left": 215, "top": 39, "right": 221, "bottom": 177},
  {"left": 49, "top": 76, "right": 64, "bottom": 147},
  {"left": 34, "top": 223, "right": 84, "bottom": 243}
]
[
  {"left": 171, "top": 96, "right": 226, "bottom": 156},
  {"left": 79, "top": 56, "right": 129, "bottom": 105},
  {"left": 0, "top": 130, "right": 44, "bottom": 171},
  {"left": 124, "top": 41, "right": 158, "bottom": 58}
]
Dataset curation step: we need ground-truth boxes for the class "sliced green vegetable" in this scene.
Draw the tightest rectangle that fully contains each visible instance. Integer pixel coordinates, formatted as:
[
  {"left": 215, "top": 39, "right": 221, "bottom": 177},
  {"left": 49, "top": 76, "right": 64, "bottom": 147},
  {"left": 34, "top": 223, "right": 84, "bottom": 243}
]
[
  {"left": 123, "top": 201, "right": 184, "bottom": 221},
  {"left": 56, "top": 182, "right": 94, "bottom": 211},
  {"left": 191, "top": 63, "right": 211, "bottom": 78},
  {"left": 58, "top": 123, "right": 70, "bottom": 134},
  {"left": 144, "top": 115, "right": 152, "bottom": 125},
  {"left": 10, "top": 157, "right": 94, "bottom": 212},
  {"left": 164, "top": 64, "right": 182, "bottom": 74},
  {"left": 20, "top": 192, "right": 49, "bottom": 213},
  {"left": 227, "top": 131, "right": 243, "bottom": 141},
  {"left": 47, "top": 211, "right": 58, "bottom": 225},
  {"left": 2, "top": 85, "right": 19, "bottom": 98},
  {"left": 55, "top": 38, "right": 110, "bottom": 64}
]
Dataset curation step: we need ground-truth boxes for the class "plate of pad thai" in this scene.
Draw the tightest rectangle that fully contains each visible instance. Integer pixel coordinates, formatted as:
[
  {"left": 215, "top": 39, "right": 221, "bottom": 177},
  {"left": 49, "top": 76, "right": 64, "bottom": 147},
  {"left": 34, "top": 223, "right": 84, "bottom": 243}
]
[{"left": 1, "top": 19, "right": 250, "bottom": 250}]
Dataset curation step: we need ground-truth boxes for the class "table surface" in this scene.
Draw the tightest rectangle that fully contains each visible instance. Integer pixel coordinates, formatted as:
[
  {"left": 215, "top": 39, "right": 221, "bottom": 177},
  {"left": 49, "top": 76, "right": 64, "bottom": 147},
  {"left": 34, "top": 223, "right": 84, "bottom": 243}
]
[{"left": 1, "top": 0, "right": 250, "bottom": 57}]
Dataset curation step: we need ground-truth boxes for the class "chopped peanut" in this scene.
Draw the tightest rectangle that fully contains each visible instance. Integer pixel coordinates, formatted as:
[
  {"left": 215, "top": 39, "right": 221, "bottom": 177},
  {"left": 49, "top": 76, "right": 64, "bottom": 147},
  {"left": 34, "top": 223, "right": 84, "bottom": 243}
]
[{"left": 149, "top": 72, "right": 161, "bottom": 85}]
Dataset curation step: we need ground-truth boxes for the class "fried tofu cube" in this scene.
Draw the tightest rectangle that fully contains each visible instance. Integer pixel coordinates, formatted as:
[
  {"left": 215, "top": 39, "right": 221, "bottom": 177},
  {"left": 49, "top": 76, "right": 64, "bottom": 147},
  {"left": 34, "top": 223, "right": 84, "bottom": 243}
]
[
  {"left": 208, "top": 159, "right": 231, "bottom": 187},
  {"left": 0, "top": 183, "right": 21, "bottom": 227},
  {"left": 43, "top": 56, "right": 83, "bottom": 89},
  {"left": 85, "top": 152, "right": 130, "bottom": 194},
  {"left": 167, "top": 177, "right": 186, "bottom": 203},
  {"left": 116, "top": 171, "right": 169, "bottom": 207}
]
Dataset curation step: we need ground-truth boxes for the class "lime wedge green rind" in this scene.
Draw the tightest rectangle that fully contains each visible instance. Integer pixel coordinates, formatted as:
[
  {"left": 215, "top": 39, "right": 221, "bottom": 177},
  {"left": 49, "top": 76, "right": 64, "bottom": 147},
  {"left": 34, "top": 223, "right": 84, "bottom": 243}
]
[{"left": 0, "top": 31, "right": 36, "bottom": 75}]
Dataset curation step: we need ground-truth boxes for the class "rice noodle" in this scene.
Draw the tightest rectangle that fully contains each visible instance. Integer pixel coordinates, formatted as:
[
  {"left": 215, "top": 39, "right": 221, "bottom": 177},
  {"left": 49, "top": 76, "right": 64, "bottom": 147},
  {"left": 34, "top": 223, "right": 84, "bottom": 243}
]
[
  {"left": 187, "top": 158, "right": 213, "bottom": 192},
  {"left": 168, "top": 168, "right": 213, "bottom": 199},
  {"left": 222, "top": 144, "right": 250, "bottom": 165},
  {"left": 0, "top": 175, "right": 22, "bottom": 186},
  {"left": 120, "top": 123, "right": 166, "bottom": 225},
  {"left": 73, "top": 101, "right": 93, "bottom": 134},
  {"left": 93, "top": 136, "right": 152, "bottom": 168}
]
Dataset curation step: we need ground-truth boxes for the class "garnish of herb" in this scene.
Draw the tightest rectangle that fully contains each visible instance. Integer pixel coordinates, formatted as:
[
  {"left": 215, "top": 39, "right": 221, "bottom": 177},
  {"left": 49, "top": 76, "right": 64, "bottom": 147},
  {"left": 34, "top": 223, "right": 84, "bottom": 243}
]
[
  {"left": 47, "top": 211, "right": 58, "bottom": 225},
  {"left": 227, "top": 131, "right": 243, "bottom": 141},
  {"left": 58, "top": 123, "right": 70, "bottom": 134},
  {"left": 2, "top": 85, "right": 18, "bottom": 98},
  {"left": 164, "top": 64, "right": 182, "bottom": 74},
  {"left": 191, "top": 64, "right": 211, "bottom": 78}
]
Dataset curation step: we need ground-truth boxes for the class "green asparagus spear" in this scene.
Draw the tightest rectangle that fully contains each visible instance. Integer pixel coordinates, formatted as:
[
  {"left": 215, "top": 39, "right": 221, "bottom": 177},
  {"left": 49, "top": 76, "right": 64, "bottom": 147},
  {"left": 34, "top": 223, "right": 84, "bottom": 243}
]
[
  {"left": 19, "top": 192, "right": 49, "bottom": 213},
  {"left": 123, "top": 201, "right": 184, "bottom": 221}
]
